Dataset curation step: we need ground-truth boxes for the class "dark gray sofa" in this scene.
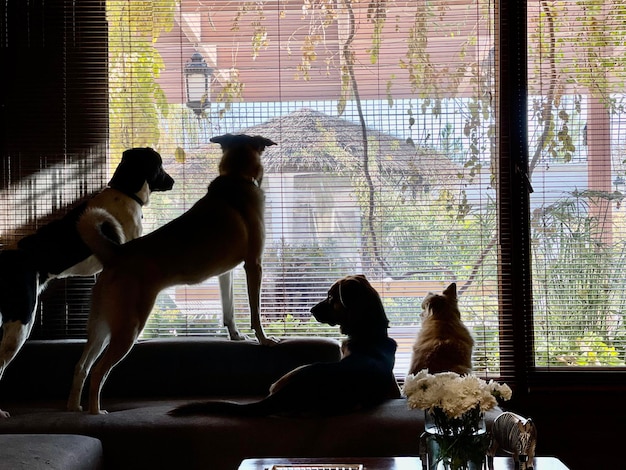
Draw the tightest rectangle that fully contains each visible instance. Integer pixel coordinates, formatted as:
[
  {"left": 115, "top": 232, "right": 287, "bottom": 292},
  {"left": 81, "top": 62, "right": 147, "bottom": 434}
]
[
  {"left": 0, "top": 433, "right": 104, "bottom": 470},
  {"left": 0, "top": 337, "right": 501, "bottom": 470}
]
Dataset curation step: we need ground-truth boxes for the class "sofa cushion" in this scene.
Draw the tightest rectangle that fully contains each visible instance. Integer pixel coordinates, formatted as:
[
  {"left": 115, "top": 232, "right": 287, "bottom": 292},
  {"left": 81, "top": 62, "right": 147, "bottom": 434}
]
[
  {"left": 0, "top": 433, "right": 103, "bottom": 470},
  {"left": 0, "top": 337, "right": 342, "bottom": 400}
]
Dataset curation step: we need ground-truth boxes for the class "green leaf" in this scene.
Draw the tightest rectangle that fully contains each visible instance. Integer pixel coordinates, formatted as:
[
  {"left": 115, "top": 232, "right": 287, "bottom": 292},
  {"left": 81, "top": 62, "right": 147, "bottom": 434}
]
[{"left": 175, "top": 147, "right": 186, "bottom": 163}]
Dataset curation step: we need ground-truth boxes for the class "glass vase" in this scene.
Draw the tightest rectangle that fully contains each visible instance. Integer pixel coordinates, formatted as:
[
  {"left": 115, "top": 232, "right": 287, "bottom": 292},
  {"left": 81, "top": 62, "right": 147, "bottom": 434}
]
[{"left": 421, "top": 407, "right": 489, "bottom": 470}]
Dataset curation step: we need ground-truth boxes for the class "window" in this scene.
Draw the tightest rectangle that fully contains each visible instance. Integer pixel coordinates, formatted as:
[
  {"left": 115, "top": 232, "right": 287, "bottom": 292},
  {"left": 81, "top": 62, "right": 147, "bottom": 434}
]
[
  {"left": 123, "top": 1, "right": 501, "bottom": 378},
  {"left": 528, "top": 1, "right": 626, "bottom": 370},
  {"left": 3, "top": 1, "right": 625, "bottom": 390}
]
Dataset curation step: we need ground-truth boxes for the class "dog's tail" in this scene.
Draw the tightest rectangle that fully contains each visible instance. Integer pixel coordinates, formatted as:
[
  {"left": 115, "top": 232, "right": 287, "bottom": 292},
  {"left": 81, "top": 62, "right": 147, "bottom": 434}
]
[
  {"left": 168, "top": 398, "right": 274, "bottom": 417},
  {"left": 77, "top": 207, "right": 125, "bottom": 266}
]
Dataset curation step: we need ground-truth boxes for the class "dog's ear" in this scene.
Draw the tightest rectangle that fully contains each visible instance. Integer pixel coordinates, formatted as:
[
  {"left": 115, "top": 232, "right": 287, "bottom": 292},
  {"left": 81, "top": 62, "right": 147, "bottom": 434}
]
[
  {"left": 250, "top": 135, "right": 277, "bottom": 152},
  {"left": 109, "top": 147, "right": 163, "bottom": 194},
  {"left": 421, "top": 293, "right": 435, "bottom": 317},
  {"left": 443, "top": 282, "right": 457, "bottom": 301},
  {"left": 338, "top": 275, "right": 390, "bottom": 333},
  {"left": 337, "top": 275, "right": 368, "bottom": 309},
  {"left": 210, "top": 133, "right": 237, "bottom": 149}
]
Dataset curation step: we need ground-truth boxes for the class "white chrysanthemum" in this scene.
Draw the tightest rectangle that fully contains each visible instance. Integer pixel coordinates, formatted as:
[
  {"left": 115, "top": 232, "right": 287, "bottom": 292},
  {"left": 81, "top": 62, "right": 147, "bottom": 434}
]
[
  {"left": 403, "top": 370, "right": 512, "bottom": 419},
  {"left": 488, "top": 380, "right": 512, "bottom": 401}
]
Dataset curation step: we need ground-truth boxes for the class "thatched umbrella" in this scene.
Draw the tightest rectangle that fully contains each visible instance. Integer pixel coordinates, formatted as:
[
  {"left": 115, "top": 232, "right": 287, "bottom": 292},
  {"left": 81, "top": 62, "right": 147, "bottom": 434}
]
[
  {"left": 183, "top": 107, "right": 462, "bottom": 192},
  {"left": 248, "top": 107, "right": 456, "bottom": 174}
]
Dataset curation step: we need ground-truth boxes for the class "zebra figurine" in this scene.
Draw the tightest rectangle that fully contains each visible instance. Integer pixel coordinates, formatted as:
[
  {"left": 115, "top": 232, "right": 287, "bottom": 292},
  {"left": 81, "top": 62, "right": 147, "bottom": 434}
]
[{"left": 487, "top": 411, "right": 537, "bottom": 470}]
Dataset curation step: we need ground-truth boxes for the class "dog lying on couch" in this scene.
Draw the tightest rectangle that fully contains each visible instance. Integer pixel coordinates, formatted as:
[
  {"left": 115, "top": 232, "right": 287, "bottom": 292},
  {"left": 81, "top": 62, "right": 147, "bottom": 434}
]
[
  {"left": 169, "top": 274, "right": 401, "bottom": 417},
  {"left": 0, "top": 147, "right": 174, "bottom": 418}
]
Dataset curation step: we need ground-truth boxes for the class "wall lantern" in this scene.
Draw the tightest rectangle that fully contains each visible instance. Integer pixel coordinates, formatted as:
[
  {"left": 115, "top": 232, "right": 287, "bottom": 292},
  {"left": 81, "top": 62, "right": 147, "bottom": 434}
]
[{"left": 184, "top": 52, "right": 213, "bottom": 115}]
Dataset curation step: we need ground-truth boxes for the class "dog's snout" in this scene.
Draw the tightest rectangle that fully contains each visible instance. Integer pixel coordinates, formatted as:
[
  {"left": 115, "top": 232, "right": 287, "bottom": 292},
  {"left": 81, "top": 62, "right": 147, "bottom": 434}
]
[
  {"left": 310, "top": 302, "right": 323, "bottom": 318},
  {"left": 152, "top": 172, "right": 175, "bottom": 191},
  {"left": 310, "top": 301, "right": 325, "bottom": 319},
  {"left": 164, "top": 173, "right": 175, "bottom": 189},
  {"left": 311, "top": 300, "right": 338, "bottom": 327}
]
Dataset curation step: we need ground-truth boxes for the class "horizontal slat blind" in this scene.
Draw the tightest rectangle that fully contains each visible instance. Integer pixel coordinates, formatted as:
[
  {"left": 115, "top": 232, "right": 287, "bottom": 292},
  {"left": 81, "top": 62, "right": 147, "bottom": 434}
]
[
  {"left": 136, "top": 1, "right": 502, "bottom": 378},
  {"left": 528, "top": 0, "right": 626, "bottom": 369}
]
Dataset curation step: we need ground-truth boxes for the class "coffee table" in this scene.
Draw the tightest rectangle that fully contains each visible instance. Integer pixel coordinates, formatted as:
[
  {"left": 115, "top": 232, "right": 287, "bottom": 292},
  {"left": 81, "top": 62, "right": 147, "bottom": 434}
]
[{"left": 238, "top": 456, "right": 569, "bottom": 470}]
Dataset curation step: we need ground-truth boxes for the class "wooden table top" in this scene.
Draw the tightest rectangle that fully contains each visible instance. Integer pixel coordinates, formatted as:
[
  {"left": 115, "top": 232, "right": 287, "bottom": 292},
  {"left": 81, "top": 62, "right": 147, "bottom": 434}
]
[{"left": 238, "top": 456, "right": 569, "bottom": 470}]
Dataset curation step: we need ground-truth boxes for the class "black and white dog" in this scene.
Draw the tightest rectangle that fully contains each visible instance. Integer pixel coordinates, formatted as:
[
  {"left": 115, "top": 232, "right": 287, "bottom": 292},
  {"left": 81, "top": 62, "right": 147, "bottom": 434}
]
[{"left": 0, "top": 147, "right": 174, "bottom": 418}]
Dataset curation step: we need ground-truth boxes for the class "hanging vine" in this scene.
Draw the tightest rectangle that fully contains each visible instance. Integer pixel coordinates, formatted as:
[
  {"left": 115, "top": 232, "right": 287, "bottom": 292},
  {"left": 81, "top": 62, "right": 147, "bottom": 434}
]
[
  {"left": 529, "top": 1, "right": 559, "bottom": 175},
  {"left": 340, "top": 0, "right": 392, "bottom": 276}
]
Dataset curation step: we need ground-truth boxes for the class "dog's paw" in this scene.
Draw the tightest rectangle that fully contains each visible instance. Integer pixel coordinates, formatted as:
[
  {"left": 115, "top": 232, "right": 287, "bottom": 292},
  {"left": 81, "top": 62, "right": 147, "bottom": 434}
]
[
  {"left": 227, "top": 330, "right": 250, "bottom": 341},
  {"left": 0, "top": 409, "right": 10, "bottom": 419},
  {"left": 67, "top": 405, "right": 83, "bottom": 412},
  {"left": 257, "top": 335, "right": 280, "bottom": 346},
  {"left": 89, "top": 409, "right": 108, "bottom": 415}
]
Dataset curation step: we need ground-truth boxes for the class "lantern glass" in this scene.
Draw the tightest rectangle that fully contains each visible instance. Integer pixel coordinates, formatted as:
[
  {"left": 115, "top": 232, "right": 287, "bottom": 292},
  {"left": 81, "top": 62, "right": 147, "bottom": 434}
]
[{"left": 187, "top": 73, "right": 208, "bottom": 103}]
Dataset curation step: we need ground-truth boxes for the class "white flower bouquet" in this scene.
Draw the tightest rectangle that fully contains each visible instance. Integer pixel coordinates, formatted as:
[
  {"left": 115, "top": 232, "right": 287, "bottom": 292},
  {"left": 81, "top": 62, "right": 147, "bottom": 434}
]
[
  {"left": 403, "top": 369, "right": 512, "bottom": 419},
  {"left": 403, "top": 369, "right": 512, "bottom": 470}
]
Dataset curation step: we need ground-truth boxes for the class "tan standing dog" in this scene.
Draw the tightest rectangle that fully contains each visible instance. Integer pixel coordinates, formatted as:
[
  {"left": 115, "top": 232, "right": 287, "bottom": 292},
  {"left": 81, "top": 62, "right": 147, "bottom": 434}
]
[
  {"left": 67, "top": 134, "right": 276, "bottom": 415},
  {"left": 408, "top": 283, "right": 474, "bottom": 375}
]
